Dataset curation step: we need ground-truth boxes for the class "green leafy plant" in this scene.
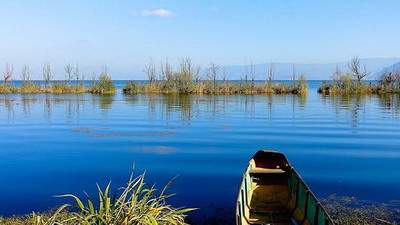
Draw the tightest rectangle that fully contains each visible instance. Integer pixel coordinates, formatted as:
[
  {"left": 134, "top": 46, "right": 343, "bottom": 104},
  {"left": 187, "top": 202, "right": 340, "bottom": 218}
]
[{"left": 0, "top": 172, "right": 194, "bottom": 225}]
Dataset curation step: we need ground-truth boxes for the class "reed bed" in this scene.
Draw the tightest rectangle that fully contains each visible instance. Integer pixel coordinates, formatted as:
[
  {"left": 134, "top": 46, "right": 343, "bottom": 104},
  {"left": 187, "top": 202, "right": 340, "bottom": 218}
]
[
  {"left": 0, "top": 64, "right": 115, "bottom": 95},
  {"left": 318, "top": 57, "right": 400, "bottom": 95},
  {"left": 124, "top": 79, "right": 308, "bottom": 95},
  {"left": 0, "top": 172, "right": 194, "bottom": 225},
  {"left": 123, "top": 59, "right": 308, "bottom": 96},
  {"left": 0, "top": 78, "right": 115, "bottom": 95},
  {"left": 0, "top": 83, "right": 86, "bottom": 94}
]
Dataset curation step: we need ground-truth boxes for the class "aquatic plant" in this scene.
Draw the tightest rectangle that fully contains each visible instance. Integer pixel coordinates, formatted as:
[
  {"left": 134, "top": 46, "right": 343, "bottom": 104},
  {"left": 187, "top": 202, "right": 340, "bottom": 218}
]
[{"left": 0, "top": 172, "right": 194, "bottom": 225}]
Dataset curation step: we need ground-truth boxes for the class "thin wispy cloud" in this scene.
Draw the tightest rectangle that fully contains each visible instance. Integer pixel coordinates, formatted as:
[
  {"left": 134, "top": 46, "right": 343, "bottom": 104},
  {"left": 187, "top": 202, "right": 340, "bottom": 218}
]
[{"left": 141, "top": 8, "right": 174, "bottom": 17}]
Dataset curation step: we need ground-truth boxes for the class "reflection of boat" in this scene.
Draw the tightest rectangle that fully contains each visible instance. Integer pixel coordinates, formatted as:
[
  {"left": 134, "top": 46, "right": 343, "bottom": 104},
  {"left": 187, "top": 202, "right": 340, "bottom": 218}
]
[{"left": 236, "top": 150, "right": 335, "bottom": 225}]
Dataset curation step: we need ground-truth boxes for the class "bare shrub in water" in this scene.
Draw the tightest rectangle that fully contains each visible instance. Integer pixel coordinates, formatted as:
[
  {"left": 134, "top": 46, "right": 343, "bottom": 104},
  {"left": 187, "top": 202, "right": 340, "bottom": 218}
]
[
  {"left": 3, "top": 63, "right": 13, "bottom": 83},
  {"left": 42, "top": 64, "right": 53, "bottom": 86},
  {"left": 349, "top": 56, "right": 369, "bottom": 84},
  {"left": 21, "top": 65, "right": 31, "bottom": 84}
]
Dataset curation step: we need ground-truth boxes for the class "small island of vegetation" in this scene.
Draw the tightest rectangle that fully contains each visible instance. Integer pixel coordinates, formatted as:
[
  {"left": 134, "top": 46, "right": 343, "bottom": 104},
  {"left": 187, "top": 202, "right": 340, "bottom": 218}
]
[
  {"left": 123, "top": 58, "right": 308, "bottom": 96},
  {"left": 318, "top": 57, "right": 400, "bottom": 95},
  {"left": 0, "top": 64, "right": 115, "bottom": 95}
]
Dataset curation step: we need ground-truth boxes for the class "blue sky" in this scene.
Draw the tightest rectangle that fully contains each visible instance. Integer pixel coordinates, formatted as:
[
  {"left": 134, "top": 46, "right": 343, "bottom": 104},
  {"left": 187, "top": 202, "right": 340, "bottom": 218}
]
[{"left": 0, "top": 0, "right": 399, "bottom": 79}]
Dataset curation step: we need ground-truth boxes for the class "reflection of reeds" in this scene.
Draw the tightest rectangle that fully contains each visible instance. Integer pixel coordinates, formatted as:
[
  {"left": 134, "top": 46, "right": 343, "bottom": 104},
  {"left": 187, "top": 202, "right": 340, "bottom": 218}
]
[
  {"left": 0, "top": 94, "right": 114, "bottom": 122},
  {"left": 136, "top": 94, "right": 307, "bottom": 122}
]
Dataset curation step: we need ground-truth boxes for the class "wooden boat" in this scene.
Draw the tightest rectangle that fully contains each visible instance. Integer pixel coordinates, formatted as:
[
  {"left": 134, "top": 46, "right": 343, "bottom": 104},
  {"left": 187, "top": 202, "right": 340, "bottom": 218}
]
[{"left": 236, "top": 150, "right": 335, "bottom": 225}]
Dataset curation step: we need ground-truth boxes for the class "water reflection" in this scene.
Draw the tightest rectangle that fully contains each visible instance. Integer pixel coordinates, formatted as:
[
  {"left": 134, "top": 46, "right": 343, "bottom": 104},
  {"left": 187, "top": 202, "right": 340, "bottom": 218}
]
[
  {"left": 97, "top": 94, "right": 115, "bottom": 110},
  {"left": 0, "top": 94, "right": 117, "bottom": 123},
  {"left": 4, "top": 92, "right": 400, "bottom": 126},
  {"left": 123, "top": 94, "right": 307, "bottom": 122},
  {"left": 320, "top": 94, "right": 400, "bottom": 126},
  {"left": 0, "top": 93, "right": 307, "bottom": 123},
  {"left": 378, "top": 94, "right": 400, "bottom": 114}
]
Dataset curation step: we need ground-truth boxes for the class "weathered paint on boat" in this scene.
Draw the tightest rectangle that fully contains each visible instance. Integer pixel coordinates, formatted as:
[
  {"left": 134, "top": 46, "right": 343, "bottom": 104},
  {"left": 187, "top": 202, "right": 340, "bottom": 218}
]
[{"left": 236, "top": 150, "right": 335, "bottom": 225}]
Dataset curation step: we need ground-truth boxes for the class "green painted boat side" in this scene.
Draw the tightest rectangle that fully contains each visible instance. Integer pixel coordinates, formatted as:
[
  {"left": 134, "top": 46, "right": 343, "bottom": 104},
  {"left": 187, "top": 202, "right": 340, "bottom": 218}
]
[{"left": 236, "top": 150, "right": 335, "bottom": 225}]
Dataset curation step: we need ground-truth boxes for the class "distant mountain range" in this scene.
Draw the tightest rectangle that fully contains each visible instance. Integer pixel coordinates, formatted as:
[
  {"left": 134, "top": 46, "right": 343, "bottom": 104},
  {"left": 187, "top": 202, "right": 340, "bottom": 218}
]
[
  {"left": 378, "top": 61, "right": 400, "bottom": 75},
  {"left": 219, "top": 58, "right": 400, "bottom": 80}
]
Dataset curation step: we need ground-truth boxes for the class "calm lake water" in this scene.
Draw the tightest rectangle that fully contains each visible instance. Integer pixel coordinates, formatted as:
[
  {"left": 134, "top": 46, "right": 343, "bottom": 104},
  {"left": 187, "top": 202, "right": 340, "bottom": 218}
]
[{"left": 1, "top": 81, "right": 400, "bottom": 224}]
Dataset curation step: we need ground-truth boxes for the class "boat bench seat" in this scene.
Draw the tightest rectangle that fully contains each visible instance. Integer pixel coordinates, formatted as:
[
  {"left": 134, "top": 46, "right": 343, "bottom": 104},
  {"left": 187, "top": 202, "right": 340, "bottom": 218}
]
[{"left": 250, "top": 168, "right": 285, "bottom": 175}]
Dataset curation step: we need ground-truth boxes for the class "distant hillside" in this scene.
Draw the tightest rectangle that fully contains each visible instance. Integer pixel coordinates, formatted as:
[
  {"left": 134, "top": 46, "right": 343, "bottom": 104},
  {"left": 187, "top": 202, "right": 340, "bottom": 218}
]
[
  {"left": 220, "top": 58, "right": 400, "bottom": 80},
  {"left": 376, "top": 61, "right": 400, "bottom": 77}
]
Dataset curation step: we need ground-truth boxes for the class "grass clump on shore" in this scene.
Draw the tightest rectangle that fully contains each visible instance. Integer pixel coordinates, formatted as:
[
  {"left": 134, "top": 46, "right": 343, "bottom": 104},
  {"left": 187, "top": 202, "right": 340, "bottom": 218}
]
[
  {"left": 0, "top": 172, "right": 194, "bottom": 225},
  {"left": 318, "top": 57, "right": 400, "bottom": 95},
  {"left": 123, "top": 59, "right": 308, "bottom": 96}
]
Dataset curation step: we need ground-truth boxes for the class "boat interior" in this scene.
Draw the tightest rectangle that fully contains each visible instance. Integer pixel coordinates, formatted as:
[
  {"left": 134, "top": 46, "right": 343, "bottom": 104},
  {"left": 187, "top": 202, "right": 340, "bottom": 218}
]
[{"left": 236, "top": 151, "right": 333, "bottom": 225}]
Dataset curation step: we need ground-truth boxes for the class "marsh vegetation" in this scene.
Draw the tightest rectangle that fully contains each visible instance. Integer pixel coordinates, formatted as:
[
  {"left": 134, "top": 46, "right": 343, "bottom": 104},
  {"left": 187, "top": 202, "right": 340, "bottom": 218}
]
[
  {"left": 318, "top": 57, "right": 400, "bottom": 95},
  {"left": 0, "top": 64, "right": 115, "bottom": 95},
  {"left": 123, "top": 59, "right": 308, "bottom": 96}
]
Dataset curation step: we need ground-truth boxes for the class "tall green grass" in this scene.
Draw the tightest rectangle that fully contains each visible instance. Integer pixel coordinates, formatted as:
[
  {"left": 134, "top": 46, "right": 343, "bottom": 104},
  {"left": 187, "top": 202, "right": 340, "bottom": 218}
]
[{"left": 0, "top": 172, "right": 194, "bottom": 225}]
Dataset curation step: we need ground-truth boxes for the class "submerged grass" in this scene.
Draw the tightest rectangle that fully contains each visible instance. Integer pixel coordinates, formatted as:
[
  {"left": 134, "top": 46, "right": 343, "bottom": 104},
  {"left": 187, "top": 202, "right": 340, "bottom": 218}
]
[
  {"left": 322, "top": 195, "right": 400, "bottom": 225},
  {"left": 0, "top": 172, "right": 194, "bottom": 225}
]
